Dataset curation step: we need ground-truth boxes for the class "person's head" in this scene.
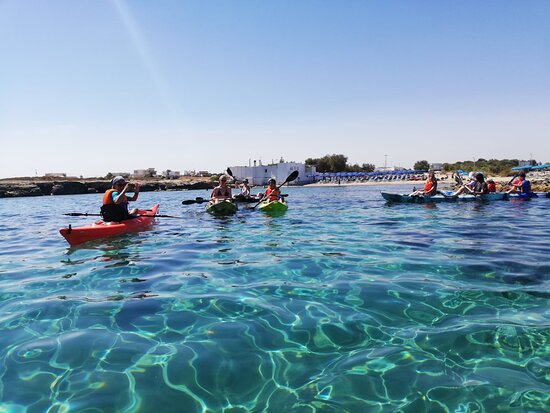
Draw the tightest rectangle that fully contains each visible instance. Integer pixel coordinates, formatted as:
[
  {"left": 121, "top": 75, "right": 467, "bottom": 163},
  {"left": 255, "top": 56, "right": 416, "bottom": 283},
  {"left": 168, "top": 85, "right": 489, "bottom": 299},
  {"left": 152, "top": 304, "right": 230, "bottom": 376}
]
[
  {"left": 243, "top": 179, "right": 249, "bottom": 185},
  {"left": 111, "top": 176, "right": 126, "bottom": 189},
  {"left": 518, "top": 172, "right": 526, "bottom": 179},
  {"left": 468, "top": 171, "right": 475, "bottom": 180},
  {"left": 475, "top": 173, "right": 484, "bottom": 182},
  {"left": 267, "top": 178, "right": 276, "bottom": 188},
  {"left": 219, "top": 175, "right": 228, "bottom": 185},
  {"left": 487, "top": 178, "right": 494, "bottom": 183},
  {"left": 428, "top": 171, "right": 436, "bottom": 180}
]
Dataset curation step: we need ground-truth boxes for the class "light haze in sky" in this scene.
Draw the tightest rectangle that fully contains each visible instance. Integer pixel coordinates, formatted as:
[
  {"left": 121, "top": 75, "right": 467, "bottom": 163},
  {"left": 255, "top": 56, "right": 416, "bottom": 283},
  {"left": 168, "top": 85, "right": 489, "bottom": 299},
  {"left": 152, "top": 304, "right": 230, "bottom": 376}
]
[{"left": 1, "top": 0, "right": 549, "bottom": 178}]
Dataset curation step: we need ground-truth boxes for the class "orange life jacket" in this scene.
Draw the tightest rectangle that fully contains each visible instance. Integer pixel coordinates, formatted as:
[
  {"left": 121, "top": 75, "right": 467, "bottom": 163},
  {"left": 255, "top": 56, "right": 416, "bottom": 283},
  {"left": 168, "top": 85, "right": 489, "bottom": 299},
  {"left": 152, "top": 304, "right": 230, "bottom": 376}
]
[
  {"left": 423, "top": 181, "right": 434, "bottom": 192},
  {"left": 265, "top": 187, "right": 278, "bottom": 201},
  {"left": 102, "top": 189, "right": 127, "bottom": 205}
]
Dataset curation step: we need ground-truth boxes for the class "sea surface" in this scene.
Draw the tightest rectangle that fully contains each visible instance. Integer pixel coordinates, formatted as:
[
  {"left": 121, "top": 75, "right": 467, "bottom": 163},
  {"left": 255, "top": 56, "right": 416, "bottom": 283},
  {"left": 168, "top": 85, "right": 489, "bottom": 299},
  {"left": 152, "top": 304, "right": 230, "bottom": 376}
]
[{"left": 0, "top": 185, "right": 549, "bottom": 413}]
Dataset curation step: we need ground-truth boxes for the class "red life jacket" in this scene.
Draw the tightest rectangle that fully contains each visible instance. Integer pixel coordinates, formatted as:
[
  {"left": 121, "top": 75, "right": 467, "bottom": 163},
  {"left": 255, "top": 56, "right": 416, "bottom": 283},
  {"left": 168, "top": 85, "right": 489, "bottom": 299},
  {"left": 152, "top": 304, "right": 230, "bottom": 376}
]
[
  {"left": 487, "top": 182, "right": 496, "bottom": 192},
  {"left": 423, "top": 181, "right": 434, "bottom": 192}
]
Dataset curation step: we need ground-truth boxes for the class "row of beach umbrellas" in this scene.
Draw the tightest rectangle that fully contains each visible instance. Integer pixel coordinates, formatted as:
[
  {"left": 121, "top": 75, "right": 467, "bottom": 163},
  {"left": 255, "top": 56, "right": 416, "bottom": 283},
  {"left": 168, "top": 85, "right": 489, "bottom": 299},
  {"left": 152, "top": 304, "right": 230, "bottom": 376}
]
[{"left": 315, "top": 170, "right": 428, "bottom": 178}]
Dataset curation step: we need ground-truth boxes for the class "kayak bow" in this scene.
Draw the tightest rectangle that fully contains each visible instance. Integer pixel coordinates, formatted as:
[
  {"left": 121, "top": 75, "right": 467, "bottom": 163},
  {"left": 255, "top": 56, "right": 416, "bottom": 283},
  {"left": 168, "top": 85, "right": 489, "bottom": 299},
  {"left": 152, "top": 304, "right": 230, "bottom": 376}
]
[{"left": 206, "top": 200, "right": 238, "bottom": 215}]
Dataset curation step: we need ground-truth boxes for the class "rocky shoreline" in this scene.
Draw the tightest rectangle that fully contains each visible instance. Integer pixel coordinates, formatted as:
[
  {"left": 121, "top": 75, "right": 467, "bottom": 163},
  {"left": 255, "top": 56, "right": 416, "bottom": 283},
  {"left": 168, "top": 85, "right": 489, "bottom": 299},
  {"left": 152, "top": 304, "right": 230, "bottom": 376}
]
[{"left": 0, "top": 179, "right": 214, "bottom": 198}]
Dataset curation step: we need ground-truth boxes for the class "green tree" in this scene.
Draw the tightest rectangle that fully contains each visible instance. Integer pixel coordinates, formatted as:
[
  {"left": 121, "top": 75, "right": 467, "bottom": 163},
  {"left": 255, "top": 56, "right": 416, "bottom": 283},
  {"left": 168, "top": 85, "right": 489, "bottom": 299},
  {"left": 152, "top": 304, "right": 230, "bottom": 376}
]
[{"left": 413, "top": 160, "right": 430, "bottom": 171}]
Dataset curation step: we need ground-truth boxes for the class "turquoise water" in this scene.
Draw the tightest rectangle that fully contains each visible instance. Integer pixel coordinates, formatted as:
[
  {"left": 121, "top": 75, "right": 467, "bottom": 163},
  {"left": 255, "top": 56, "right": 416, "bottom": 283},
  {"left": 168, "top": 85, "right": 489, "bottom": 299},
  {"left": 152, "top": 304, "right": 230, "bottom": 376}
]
[{"left": 1, "top": 185, "right": 549, "bottom": 413}]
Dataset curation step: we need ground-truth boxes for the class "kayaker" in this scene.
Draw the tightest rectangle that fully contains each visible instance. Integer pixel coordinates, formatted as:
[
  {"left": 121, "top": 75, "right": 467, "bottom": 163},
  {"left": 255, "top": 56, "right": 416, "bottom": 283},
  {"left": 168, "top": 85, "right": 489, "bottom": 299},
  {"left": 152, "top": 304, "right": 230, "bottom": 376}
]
[
  {"left": 409, "top": 171, "right": 437, "bottom": 197},
  {"left": 262, "top": 178, "right": 281, "bottom": 202},
  {"left": 240, "top": 179, "right": 251, "bottom": 197},
  {"left": 507, "top": 172, "right": 532, "bottom": 194},
  {"left": 211, "top": 175, "right": 232, "bottom": 202},
  {"left": 488, "top": 179, "right": 497, "bottom": 192},
  {"left": 101, "top": 176, "right": 140, "bottom": 222},
  {"left": 472, "top": 173, "right": 489, "bottom": 195}
]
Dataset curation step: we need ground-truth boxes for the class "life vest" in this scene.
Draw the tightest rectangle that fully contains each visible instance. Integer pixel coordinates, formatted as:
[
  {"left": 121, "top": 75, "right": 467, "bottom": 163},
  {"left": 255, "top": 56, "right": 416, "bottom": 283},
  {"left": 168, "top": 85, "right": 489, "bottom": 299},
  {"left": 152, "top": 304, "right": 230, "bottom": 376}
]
[
  {"left": 487, "top": 182, "right": 496, "bottom": 192},
  {"left": 520, "top": 180, "right": 531, "bottom": 193},
  {"left": 101, "top": 189, "right": 130, "bottom": 222},
  {"left": 423, "top": 181, "right": 434, "bottom": 192},
  {"left": 265, "top": 187, "right": 278, "bottom": 201},
  {"left": 102, "top": 189, "right": 127, "bottom": 205}
]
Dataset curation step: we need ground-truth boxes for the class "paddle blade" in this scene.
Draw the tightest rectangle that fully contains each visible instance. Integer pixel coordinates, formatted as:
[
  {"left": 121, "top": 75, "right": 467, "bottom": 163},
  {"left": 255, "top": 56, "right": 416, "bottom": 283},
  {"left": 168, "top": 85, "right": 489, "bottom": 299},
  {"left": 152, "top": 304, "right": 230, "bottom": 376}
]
[
  {"left": 285, "top": 170, "right": 299, "bottom": 183},
  {"left": 181, "top": 200, "right": 197, "bottom": 205},
  {"left": 226, "top": 168, "right": 233, "bottom": 177}
]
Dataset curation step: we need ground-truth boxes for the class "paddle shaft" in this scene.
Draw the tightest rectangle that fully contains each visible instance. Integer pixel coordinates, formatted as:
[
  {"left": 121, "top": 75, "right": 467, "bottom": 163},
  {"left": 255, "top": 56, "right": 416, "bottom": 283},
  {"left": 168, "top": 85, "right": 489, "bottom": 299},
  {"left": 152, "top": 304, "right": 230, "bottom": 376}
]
[{"left": 64, "top": 213, "right": 181, "bottom": 218}]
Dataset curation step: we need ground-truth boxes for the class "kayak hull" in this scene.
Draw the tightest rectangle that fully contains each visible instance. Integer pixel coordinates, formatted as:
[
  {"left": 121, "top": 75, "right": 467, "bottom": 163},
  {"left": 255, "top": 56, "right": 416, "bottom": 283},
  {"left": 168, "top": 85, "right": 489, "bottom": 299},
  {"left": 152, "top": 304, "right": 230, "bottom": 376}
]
[
  {"left": 233, "top": 195, "right": 260, "bottom": 203},
  {"left": 258, "top": 200, "right": 288, "bottom": 214},
  {"left": 381, "top": 192, "right": 509, "bottom": 203},
  {"left": 59, "top": 204, "right": 160, "bottom": 246},
  {"left": 206, "top": 200, "right": 237, "bottom": 215},
  {"left": 509, "top": 192, "right": 539, "bottom": 199}
]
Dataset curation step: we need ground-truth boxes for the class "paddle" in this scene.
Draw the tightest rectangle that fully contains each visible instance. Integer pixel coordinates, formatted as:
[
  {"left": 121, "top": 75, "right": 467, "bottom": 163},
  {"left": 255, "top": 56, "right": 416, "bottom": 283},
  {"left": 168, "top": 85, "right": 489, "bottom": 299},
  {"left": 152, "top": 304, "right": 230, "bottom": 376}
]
[
  {"left": 64, "top": 212, "right": 182, "bottom": 218},
  {"left": 181, "top": 197, "right": 208, "bottom": 205},
  {"left": 226, "top": 168, "right": 238, "bottom": 183},
  {"left": 251, "top": 171, "right": 299, "bottom": 210},
  {"left": 501, "top": 174, "right": 519, "bottom": 191}
]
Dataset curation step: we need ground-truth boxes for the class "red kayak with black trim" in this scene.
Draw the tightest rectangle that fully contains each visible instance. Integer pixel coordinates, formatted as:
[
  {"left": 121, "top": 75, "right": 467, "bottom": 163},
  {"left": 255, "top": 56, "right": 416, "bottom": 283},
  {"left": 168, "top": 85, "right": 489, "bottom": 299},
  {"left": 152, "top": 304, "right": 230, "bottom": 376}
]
[{"left": 59, "top": 204, "right": 160, "bottom": 246}]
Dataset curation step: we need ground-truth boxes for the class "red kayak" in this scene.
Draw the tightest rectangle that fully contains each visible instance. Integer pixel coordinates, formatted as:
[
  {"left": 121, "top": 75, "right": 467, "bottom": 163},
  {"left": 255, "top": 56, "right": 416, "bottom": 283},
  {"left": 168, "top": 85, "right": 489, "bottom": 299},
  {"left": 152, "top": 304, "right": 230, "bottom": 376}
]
[{"left": 59, "top": 204, "right": 160, "bottom": 246}]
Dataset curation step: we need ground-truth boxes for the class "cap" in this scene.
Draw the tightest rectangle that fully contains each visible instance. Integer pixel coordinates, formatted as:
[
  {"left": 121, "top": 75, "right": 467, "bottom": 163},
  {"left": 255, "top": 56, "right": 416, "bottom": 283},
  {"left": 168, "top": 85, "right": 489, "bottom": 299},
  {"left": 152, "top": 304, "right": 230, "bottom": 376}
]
[
  {"left": 268, "top": 178, "right": 276, "bottom": 184},
  {"left": 112, "top": 176, "right": 126, "bottom": 186},
  {"left": 243, "top": 179, "right": 249, "bottom": 183}
]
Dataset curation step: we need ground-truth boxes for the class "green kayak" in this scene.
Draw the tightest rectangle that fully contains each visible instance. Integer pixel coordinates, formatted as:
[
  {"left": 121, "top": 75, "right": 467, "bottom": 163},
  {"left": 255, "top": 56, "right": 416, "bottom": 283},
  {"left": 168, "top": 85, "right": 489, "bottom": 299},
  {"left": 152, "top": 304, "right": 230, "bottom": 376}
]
[
  {"left": 258, "top": 200, "right": 288, "bottom": 214},
  {"left": 206, "top": 200, "right": 237, "bottom": 215}
]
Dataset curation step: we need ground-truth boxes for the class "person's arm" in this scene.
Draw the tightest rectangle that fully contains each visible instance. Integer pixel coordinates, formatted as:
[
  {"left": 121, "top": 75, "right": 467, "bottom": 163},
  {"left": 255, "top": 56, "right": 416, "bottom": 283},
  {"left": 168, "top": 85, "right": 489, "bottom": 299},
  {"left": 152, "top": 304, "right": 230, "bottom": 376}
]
[
  {"left": 113, "top": 186, "right": 128, "bottom": 204},
  {"left": 128, "top": 183, "right": 140, "bottom": 202}
]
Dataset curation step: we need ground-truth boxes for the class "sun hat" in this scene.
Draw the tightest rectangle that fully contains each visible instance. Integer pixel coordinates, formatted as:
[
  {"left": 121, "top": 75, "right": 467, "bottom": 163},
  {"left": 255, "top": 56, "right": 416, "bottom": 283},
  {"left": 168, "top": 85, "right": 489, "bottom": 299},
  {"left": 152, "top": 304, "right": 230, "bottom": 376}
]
[{"left": 112, "top": 176, "right": 126, "bottom": 186}]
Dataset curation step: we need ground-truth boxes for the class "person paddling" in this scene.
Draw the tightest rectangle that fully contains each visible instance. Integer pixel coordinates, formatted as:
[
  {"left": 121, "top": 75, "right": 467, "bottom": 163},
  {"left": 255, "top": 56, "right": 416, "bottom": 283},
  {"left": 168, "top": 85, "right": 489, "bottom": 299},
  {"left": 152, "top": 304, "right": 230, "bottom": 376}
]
[
  {"left": 261, "top": 178, "right": 281, "bottom": 202},
  {"left": 233, "top": 178, "right": 255, "bottom": 202},
  {"left": 211, "top": 175, "right": 232, "bottom": 203},
  {"left": 101, "top": 176, "right": 140, "bottom": 222},
  {"left": 507, "top": 172, "right": 532, "bottom": 195}
]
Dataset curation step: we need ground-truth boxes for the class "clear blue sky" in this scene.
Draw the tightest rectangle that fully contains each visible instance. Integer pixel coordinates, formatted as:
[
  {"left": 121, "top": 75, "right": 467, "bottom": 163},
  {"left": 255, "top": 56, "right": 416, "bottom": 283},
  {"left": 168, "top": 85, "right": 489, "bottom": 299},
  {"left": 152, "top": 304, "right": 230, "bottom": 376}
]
[{"left": 1, "top": 0, "right": 549, "bottom": 178}]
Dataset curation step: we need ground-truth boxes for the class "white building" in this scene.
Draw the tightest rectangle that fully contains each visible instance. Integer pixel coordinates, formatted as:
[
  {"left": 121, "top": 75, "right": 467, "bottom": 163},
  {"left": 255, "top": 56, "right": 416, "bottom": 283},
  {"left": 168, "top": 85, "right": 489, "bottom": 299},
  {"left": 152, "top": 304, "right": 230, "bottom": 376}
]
[
  {"left": 161, "top": 170, "right": 181, "bottom": 179},
  {"left": 109, "top": 172, "right": 131, "bottom": 178},
  {"left": 133, "top": 168, "right": 157, "bottom": 178},
  {"left": 228, "top": 161, "right": 316, "bottom": 186}
]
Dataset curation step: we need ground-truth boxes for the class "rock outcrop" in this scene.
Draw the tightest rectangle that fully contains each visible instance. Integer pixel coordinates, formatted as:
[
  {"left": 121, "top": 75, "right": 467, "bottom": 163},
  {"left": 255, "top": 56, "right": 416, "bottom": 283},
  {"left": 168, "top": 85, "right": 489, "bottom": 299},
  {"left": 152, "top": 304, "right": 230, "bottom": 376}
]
[{"left": 0, "top": 180, "right": 214, "bottom": 198}]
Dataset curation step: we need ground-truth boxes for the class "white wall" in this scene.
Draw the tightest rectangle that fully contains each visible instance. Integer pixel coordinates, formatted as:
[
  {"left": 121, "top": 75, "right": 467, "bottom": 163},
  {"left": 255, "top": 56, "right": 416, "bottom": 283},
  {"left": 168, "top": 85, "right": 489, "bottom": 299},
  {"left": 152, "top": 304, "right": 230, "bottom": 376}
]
[{"left": 229, "top": 162, "right": 313, "bottom": 186}]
